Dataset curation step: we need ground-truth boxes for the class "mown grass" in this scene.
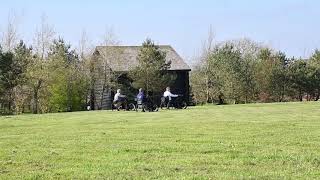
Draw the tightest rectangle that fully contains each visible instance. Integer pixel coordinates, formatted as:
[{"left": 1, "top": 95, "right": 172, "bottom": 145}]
[{"left": 0, "top": 102, "right": 320, "bottom": 179}]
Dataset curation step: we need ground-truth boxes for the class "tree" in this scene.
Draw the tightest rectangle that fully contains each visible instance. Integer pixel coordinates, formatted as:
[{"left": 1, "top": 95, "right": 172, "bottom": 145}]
[
  {"left": 1, "top": 12, "right": 19, "bottom": 52},
  {"left": 212, "top": 44, "right": 244, "bottom": 104},
  {"left": 12, "top": 41, "right": 32, "bottom": 113},
  {"left": 77, "top": 29, "right": 93, "bottom": 108},
  {"left": 288, "top": 59, "right": 310, "bottom": 101},
  {"left": 269, "top": 52, "right": 290, "bottom": 102},
  {"left": 190, "top": 65, "right": 209, "bottom": 104},
  {"left": 309, "top": 49, "right": 320, "bottom": 100},
  {"left": 227, "top": 38, "right": 262, "bottom": 103},
  {"left": 0, "top": 50, "right": 16, "bottom": 113},
  {"left": 205, "top": 43, "right": 251, "bottom": 104},
  {"left": 202, "top": 26, "right": 216, "bottom": 103},
  {"left": 47, "top": 38, "right": 86, "bottom": 112},
  {"left": 0, "top": 41, "right": 30, "bottom": 114},
  {"left": 90, "top": 27, "right": 121, "bottom": 110},
  {"left": 28, "top": 14, "right": 55, "bottom": 113},
  {"left": 254, "top": 48, "right": 276, "bottom": 102},
  {"left": 190, "top": 26, "right": 218, "bottom": 104},
  {"left": 129, "top": 38, "right": 171, "bottom": 96},
  {"left": 309, "top": 49, "right": 320, "bottom": 67}
]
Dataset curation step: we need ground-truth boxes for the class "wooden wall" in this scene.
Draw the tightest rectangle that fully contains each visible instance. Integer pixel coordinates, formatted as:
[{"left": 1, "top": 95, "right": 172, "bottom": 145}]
[
  {"left": 92, "top": 69, "right": 190, "bottom": 110},
  {"left": 169, "top": 70, "right": 190, "bottom": 103}
]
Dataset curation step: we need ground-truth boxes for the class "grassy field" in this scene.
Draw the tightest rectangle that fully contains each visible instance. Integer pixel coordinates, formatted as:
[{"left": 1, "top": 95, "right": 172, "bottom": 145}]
[{"left": 0, "top": 102, "right": 320, "bottom": 179}]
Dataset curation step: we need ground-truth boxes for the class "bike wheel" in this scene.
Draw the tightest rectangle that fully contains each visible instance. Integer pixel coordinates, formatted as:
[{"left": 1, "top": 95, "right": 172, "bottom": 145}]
[
  {"left": 137, "top": 104, "right": 144, "bottom": 112},
  {"left": 182, "top": 101, "right": 187, "bottom": 109},
  {"left": 128, "top": 103, "right": 136, "bottom": 111},
  {"left": 160, "top": 97, "right": 167, "bottom": 109},
  {"left": 160, "top": 101, "right": 164, "bottom": 109},
  {"left": 153, "top": 105, "right": 159, "bottom": 112},
  {"left": 160, "top": 102, "right": 164, "bottom": 109}
]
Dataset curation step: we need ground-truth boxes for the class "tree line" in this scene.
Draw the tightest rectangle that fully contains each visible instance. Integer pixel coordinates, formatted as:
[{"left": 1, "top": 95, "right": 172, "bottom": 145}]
[
  {"left": 0, "top": 13, "right": 97, "bottom": 114},
  {"left": 0, "top": 39, "right": 91, "bottom": 114},
  {"left": 191, "top": 36, "right": 320, "bottom": 104},
  {"left": 1, "top": 14, "right": 319, "bottom": 114},
  {"left": 0, "top": 14, "right": 172, "bottom": 115}
]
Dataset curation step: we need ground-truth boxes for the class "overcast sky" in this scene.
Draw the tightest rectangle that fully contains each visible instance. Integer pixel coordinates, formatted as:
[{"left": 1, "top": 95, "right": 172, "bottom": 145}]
[{"left": 1, "top": 0, "right": 319, "bottom": 64}]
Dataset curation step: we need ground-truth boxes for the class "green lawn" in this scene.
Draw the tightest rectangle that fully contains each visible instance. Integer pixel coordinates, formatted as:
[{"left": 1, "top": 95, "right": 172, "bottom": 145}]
[{"left": 0, "top": 102, "right": 320, "bottom": 179}]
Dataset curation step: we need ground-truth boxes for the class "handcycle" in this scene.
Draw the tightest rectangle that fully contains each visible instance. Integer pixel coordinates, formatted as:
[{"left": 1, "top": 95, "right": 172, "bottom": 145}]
[
  {"left": 134, "top": 96, "right": 159, "bottom": 112},
  {"left": 160, "top": 95, "right": 187, "bottom": 109},
  {"left": 112, "top": 97, "right": 136, "bottom": 111}
]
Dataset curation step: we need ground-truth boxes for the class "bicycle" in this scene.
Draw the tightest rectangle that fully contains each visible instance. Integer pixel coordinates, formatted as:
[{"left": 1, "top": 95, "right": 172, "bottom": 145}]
[
  {"left": 112, "top": 97, "right": 136, "bottom": 111},
  {"left": 160, "top": 95, "right": 187, "bottom": 109},
  {"left": 134, "top": 96, "right": 159, "bottom": 112}
]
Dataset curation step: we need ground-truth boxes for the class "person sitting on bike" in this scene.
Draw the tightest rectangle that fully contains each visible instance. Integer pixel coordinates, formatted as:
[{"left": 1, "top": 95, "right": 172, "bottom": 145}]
[
  {"left": 113, "top": 89, "right": 127, "bottom": 110},
  {"left": 136, "top": 88, "right": 146, "bottom": 112},
  {"left": 163, "top": 87, "right": 178, "bottom": 108},
  {"left": 136, "top": 88, "right": 145, "bottom": 102}
]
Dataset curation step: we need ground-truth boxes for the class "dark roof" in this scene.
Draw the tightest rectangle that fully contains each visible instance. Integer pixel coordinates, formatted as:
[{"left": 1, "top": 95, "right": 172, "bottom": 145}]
[{"left": 95, "top": 45, "right": 191, "bottom": 71}]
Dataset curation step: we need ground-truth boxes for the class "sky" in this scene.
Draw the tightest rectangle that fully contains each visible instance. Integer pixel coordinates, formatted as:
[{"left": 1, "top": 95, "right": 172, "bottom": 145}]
[{"left": 0, "top": 0, "right": 319, "bottom": 64}]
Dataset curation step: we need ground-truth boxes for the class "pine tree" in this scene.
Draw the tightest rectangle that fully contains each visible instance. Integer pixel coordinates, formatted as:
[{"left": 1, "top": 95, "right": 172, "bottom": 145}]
[{"left": 129, "top": 39, "right": 172, "bottom": 97}]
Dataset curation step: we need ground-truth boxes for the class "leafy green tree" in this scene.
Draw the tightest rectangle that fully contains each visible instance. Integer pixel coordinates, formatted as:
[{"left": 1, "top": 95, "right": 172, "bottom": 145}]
[
  {"left": 238, "top": 54, "right": 258, "bottom": 103},
  {"left": 309, "top": 49, "right": 320, "bottom": 100},
  {"left": 215, "top": 44, "right": 244, "bottom": 104},
  {"left": 28, "top": 14, "right": 55, "bottom": 114},
  {"left": 26, "top": 54, "right": 50, "bottom": 113},
  {"left": 269, "top": 52, "right": 290, "bottom": 102},
  {"left": 225, "top": 38, "right": 261, "bottom": 103},
  {"left": 0, "top": 41, "right": 30, "bottom": 114},
  {"left": 288, "top": 59, "right": 310, "bottom": 101},
  {"left": 129, "top": 38, "right": 172, "bottom": 96},
  {"left": 197, "top": 48, "right": 220, "bottom": 104},
  {"left": 309, "top": 49, "right": 320, "bottom": 67},
  {"left": 12, "top": 41, "right": 33, "bottom": 113},
  {"left": 255, "top": 48, "right": 279, "bottom": 102},
  {"left": 190, "top": 65, "right": 209, "bottom": 104},
  {"left": 191, "top": 38, "right": 261, "bottom": 105},
  {"left": 0, "top": 51, "right": 16, "bottom": 113},
  {"left": 47, "top": 38, "right": 88, "bottom": 112},
  {"left": 202, "top": 44, "right": 246, "bottom": 104},
  {"left": 0, "top": 49, "right": 16, "bottom": 113}
]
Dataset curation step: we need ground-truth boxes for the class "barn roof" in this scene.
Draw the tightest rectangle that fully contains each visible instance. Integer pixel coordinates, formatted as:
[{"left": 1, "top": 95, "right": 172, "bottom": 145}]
[{"left": 95, "top": 45, "right": 191, "bottom": 71}]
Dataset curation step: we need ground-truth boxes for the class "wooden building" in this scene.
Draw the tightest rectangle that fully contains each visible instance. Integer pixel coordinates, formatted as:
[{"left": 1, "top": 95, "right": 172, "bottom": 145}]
[{"left": 91, "top": 45, "right": 191, "bottom": 110}]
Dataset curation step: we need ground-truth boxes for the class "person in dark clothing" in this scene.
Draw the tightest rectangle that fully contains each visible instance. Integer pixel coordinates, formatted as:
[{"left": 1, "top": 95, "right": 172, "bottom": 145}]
[
  {"left": 136, "top": 88, "right": 145, "bottom": 102},
  {"left": 136, "top": 88, "right": 145, "bottom": 112}
]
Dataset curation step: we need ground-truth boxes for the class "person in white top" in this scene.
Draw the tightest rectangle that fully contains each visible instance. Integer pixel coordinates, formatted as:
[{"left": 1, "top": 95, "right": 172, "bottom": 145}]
[
  {"left": 113, "top": 89, "right": 127, "bottom": 110},
  {"left": 113, "top": 89, "right": 126, "bottom": 102},
  {"left": 163, "top": 87, "right": 178, "bottom": 101}
]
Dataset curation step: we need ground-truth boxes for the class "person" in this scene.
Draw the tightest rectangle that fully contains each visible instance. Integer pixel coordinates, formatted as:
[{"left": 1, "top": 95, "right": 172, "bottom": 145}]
[
  {"left": 163, "top": 87, "right": 179, "bottom": 109},
  {"left": 136, "top": 88, "right": 145, "bottom": 102},
  {"left": 136, "top": 88, "right": 145, "bottom": 112},
  {"left": 86, "top": 100, "right": 91, "bottom": 111},
  {"left": 87, "top": 104, "right": 91, "bottom": 111},
  {"left": 113, "top": 89, "right": 127, "bottom": 110},
  {"left": 163, "top": 87, "right": 178, "bottom": 100}
]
